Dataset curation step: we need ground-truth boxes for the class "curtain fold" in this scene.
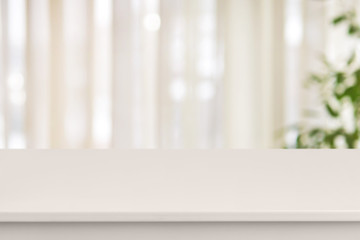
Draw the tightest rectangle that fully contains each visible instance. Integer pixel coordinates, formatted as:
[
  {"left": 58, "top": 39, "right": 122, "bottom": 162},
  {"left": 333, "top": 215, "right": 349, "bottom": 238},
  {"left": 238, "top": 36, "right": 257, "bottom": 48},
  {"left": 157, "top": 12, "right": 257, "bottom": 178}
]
[{"left": 0, "top": 0, "right": 356, "bottom": 148}]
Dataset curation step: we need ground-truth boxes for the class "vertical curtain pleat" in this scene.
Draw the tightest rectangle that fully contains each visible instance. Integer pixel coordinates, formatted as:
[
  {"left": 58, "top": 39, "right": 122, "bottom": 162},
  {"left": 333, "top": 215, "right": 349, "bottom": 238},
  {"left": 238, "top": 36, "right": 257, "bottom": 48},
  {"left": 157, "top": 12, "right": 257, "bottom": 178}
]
[
  {"left": 93, "top": 0, "right": 112, "bottom": 148},
  {"left": 26, "top": 0, "right": 50, "bottom": 148},
  {"left": 85, "top": 0, "right": 94, "bottom": 148},
  {"left": 113, "top": 0, "right": 160, "bottom": 148},
  {"left": 259, "top": 0, "right": 276, "bottom": 148},
  {"left": 142, "top": 0, "right": 159, "bottom": 148},
  {"left": 63, "top": 0, "right": 90, "bottom": 148},
  {"left": 49, "top": 0, "right": 65, "bottom": 148},
  {"left": 112, "top": 0, "right": 133, "bottom": 148},
  {"left": 272, "top": 0, "right": 286, "bottom": 147},
  {"left": 0, "top": 0, "right": 7, "bottom": 148},
  {"left": 158, "top": 0, "right": 186, "bottom": 148},
  {"left": 223, "top": 0, "right": 285, "bottom": 148},
  {"left": 224, "top": 0, "right": 257, "bottom": 148},
  {"left": 3, "top": 0, "right": 27, "bottom": 148},
  {"left": 194, "top": 0, "right": 221, "bottom": 148},
  {"left": 159, "top": 0, "right": 223, "bottom": 148}
]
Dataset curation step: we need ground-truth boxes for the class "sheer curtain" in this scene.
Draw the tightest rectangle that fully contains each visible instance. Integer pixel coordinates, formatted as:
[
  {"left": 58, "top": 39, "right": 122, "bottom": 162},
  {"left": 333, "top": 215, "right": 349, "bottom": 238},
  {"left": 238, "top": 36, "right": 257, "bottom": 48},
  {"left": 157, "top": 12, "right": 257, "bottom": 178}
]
[{"left": 0, "top": 0, "right": 357, "bottom": 148}]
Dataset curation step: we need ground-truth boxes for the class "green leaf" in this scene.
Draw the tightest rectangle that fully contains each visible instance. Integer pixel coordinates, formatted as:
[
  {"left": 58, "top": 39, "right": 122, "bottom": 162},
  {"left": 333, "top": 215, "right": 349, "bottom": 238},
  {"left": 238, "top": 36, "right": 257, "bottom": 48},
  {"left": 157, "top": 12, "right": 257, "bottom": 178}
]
[
  {"left": 284, "top": 10, "right": 360, "bottom": 149},
  {"left": 296, "top": 135, "right": 303, "bottom": 148},
  {"left": 332, "top": 15, "right": 347, "bottom": 25},
  {"left": 309, "top": 128, "right": 324, "bottom": 138},
  {"left": 354, "top": 69, "right": 360, "bottom": 84},
  {"left": 341, "top": 86, "right": 358, "bottom": 103},
  {"left": 335, "top": 92, "right": 343, "bottom": 101},
  {"left": 347, "top": 52, "right": 356, "bottom": 65},
  {"left": 348, "top": 24, "right": 360, "bottom": 35},
  {"left": 345, "top": 131, "right": 358, "bottom": 148},
  {"left": 335, "top": 72, "right": 345, "bottom": 83},
  {"left": 310, "top": 74, "right": 323, "bottom": 83},
  {"left": 324, "top": 129, "right": 345, "bottom": 148},
  {"left": 325, "top": 103, "right": 339, "bottom": 117}
]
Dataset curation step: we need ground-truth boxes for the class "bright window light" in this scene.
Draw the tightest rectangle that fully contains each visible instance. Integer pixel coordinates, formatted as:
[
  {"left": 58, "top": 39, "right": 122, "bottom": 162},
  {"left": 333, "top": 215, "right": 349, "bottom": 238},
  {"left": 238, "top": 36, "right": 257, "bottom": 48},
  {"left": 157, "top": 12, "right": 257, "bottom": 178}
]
[
  {"left": 197, "top": 81, "right": 215, "bottom": 101},
  {"left": 169, "top": 78, "right": 186, "bottom": 102},
  {"left": 143, "top": 13, "right": 161, "bottom": 32}
]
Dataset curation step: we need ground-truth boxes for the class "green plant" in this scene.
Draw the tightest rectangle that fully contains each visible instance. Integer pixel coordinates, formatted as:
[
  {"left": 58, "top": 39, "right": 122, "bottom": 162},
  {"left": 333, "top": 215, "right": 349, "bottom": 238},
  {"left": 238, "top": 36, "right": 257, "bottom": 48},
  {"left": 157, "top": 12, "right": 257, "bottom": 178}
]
[{"left": 289, "top": 10, "right": 360, "bottom": 148}]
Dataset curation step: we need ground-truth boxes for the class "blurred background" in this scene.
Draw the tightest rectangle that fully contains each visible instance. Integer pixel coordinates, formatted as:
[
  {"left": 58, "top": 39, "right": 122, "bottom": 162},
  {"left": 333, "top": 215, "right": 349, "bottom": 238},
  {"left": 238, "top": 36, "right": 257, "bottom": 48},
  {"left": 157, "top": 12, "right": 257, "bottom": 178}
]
[{"left": 0, "top": 0, "right": 359, "bottom": 149}]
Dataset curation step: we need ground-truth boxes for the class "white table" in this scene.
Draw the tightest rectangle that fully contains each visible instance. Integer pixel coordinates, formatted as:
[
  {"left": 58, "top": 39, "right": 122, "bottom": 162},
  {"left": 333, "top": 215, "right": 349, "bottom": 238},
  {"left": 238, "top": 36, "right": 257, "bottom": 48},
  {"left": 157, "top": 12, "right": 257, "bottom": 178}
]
[{"left": 1, "top": 150, "right": 360, "bottom": 239}]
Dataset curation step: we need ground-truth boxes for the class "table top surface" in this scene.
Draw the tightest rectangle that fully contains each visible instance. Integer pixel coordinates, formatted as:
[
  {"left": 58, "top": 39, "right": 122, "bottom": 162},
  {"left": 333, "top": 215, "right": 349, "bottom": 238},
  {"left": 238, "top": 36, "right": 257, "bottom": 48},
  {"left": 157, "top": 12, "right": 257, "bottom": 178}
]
[{"left": 1, "top": 150, "right": 360, "bottom": 222}]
